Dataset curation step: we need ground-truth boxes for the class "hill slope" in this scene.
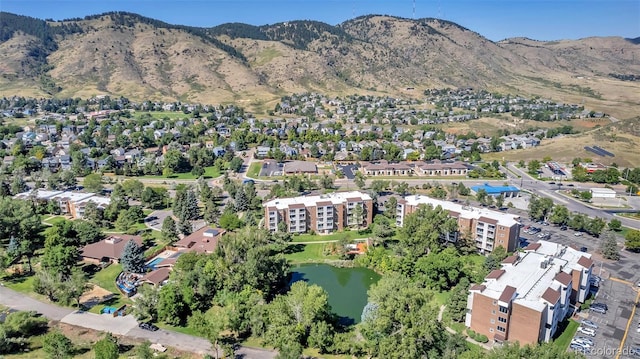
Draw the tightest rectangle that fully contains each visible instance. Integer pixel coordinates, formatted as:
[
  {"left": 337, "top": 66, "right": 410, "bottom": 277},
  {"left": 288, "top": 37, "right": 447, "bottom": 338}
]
[{"left": 1, "top": 12, "right": 639, "bottom": 116}]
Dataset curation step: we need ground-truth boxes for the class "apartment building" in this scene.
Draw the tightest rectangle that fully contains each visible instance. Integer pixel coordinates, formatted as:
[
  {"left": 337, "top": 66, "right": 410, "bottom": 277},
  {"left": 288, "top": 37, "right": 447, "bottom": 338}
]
[
  {"left": 396, "top": 195, "right": 520, "bottom": 254},
  {"left": 263, "top": 191, "right": 374, "bottom": 234},
  {"left": 465, "top": 240, "right": 594, "bottom": 345},
  {"left": 15, "top": 190, "right": 111, "bottom": 219}
]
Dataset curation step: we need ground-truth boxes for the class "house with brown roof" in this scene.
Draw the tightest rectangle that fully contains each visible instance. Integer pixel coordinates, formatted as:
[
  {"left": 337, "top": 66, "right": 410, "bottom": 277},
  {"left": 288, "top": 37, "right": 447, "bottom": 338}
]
[
  {"left": 360, "top": 160, "right": 413, "bottom": 176},
  {"left": 141, "top": 267, "right": 171, "bottom": 287},
  {"left": 81, "top": 235, "right": 143, "bottom": 264},
  {"left": 173, "top": 227, "right": 226, "bottom": 254}
]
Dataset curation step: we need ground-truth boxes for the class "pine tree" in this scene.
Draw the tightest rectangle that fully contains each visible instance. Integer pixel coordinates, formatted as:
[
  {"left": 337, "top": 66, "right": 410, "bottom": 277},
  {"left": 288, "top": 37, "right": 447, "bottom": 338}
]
[
  {"left": 120, "top": 240, "right": 146, "bottom": 273},
  {"left": 182, "top": 189, "right": 200, "bottom": 221},
  {"left": 161, "top": 217, "right": 179, "bottom": 243},
  {"left": 177, "top": 218, "right": 192, "bottom": 236},
  {"left": 601, "top": 230, "right": 620, "bottom": 260},
  {"left": 234, "top": 187, "right": 249, "bottom": 211}
]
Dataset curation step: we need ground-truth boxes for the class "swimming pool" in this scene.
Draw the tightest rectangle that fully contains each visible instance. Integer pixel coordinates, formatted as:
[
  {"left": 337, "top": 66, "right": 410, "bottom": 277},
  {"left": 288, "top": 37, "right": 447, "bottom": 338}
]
[{"left": 147, "top": 257, "right": 165, "bottom": 269}]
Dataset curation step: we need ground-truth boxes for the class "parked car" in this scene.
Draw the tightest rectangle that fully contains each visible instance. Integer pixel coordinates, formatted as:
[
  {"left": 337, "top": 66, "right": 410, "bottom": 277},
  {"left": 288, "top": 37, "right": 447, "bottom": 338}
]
[
  {"left": 577, "top": 326, "right": 596, "bottom": 336},
  {"left": 590, "top": 306, "right": 606, "bottom": 314},
  {"left": 580, "top": 246, "right": 588, "bottom": 252},
  {"left": 570, "top": 343, "right": 588, "bottom": 353},
  {"left": 581, "top": 320, "right": 598, "bottom": 329},
  {"left": 138, "top": 322, "right": 159, "bottom": 331},
  {"left": 591, "top": 302, "right": 608, "bottom": 310},
  {"left": 560, "top": 225, "right": 568, "bottom": 231},
  {"left": 572, "top": 339, "right": 593, "bottom": 348},
  {"left": 575, "top": 336, "right": 594, "bottom": 346},
  {"left": 574, "top": 232, "right": 583, "bottom": 237}
]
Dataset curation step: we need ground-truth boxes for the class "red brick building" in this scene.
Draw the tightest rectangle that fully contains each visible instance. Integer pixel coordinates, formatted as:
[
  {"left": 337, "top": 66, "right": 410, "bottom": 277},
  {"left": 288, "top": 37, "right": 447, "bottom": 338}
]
[
  {"left": 466, "top": 241, "right": 594, "bottom": 345},
  {"left": 264, "top": 191, "right": 374, "bottom": 234},
  {"left": 396, "top": 195, "right": 521, "bottom": 254}
]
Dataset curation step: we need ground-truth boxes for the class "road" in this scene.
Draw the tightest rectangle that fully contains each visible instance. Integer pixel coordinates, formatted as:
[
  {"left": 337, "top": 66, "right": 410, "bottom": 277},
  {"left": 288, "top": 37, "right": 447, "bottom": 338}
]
[
  {"left": 0, "top": 286, "right": 276, "bottom": 358},
  {"left": 506, "top": 164, "right": 640, "bottom": 230}
]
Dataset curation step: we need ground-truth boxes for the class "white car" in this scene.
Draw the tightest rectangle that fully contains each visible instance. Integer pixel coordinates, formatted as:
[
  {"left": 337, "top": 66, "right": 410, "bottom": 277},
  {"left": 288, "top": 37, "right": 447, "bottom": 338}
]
[
  {"left": 574, "top": 232, "right": 583, "bottom": 237},
  {"left": 572, "top": 339, "right": 593, "bottom": 347},
  {"left": 581, "top": 320, "right": 598, "bottom": 329},
  {"left": 577, "top": 326, "right": 596, "bottom": 336}
]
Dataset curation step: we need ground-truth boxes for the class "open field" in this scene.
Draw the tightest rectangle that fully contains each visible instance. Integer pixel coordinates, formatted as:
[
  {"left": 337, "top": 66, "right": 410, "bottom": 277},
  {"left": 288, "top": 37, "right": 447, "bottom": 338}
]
[
  {"left": 247, "top": 162, "right": 262, "bottom": 178},
  {"left": 139, "top": 166, "right": 222, "bottom": 180},
  {"left": 292, "top": 231, "right": 369, "bottom": 243},
  {"left": 283, "top": 243, "right": 339, "bottom": 263},
  {"left": 483, "top": 131, "right": 640, "bottom": 168}
]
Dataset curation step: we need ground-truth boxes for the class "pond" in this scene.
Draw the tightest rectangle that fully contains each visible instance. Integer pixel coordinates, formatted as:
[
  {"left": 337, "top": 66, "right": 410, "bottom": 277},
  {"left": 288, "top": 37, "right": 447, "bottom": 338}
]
[{"left": 290, "top": 263, "right": 381, "bottom": 325}]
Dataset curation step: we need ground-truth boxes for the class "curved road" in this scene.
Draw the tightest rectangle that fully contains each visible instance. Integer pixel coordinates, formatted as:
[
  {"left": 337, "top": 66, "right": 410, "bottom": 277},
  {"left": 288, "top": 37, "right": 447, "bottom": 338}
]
[{"left": 0, "top": 286, "right": 276, "bottom": 359}]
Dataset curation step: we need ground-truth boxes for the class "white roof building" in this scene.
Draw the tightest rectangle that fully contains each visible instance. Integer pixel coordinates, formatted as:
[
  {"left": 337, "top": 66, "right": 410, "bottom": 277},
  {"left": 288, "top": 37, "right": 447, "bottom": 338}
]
[{"left": 263, "top": 191, "right": 372, "bottom": 210}]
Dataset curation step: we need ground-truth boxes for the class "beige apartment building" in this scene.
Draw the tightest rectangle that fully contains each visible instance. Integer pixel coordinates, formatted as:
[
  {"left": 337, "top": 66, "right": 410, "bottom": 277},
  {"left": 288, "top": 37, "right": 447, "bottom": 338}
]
[
  {"left": 396, "top": 195, "right": 521, "bottom": 254},
  {"left": 466, "top": 241, "right": 594, "bottom": 345},
  {"left": 263, "top": 191, "right": 374, "bottom": 234}
]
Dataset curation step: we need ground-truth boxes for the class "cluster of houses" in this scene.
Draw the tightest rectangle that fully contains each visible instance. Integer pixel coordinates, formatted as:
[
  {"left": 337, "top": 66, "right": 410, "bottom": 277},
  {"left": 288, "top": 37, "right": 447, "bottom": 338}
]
[
  {"left": 360, "top": 159, "right": 469, "bottom": 177},
  {"left": 81, "top": 226, "right": 227, "bottom": 290}
]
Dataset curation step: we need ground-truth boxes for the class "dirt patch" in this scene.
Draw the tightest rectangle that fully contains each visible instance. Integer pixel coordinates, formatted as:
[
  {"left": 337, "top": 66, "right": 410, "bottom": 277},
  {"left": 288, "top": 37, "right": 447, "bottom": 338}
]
[
  {"left": 79, "top": 285, "right": 114, "bottom": 308},
  {"left": 53, "top": 322, "right": 203, "bottom": 358}
]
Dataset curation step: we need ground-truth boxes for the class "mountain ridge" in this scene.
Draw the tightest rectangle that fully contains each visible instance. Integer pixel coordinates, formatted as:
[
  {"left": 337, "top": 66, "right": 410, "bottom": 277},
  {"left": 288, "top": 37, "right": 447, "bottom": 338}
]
[{"left": 1, "top": 11, "right": 639, "bottom": 117}]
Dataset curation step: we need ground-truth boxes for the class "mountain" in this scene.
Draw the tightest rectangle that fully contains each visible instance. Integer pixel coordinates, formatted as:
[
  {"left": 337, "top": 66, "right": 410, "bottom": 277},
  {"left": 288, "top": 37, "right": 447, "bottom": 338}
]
[{"left": 1, "top": 11, "right": 639, "bottom": 116}]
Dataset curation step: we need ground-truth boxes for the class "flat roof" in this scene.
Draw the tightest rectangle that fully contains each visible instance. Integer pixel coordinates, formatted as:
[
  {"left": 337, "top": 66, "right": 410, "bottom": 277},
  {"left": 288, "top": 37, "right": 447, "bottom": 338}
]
[
  {"left": 470, "top": 183, "right": 520, "bottom": 194},
  {"left": 264, "top": 191, "right": 372, "bottom": 210},
  {"left": 402, "top": 195, "right": 520, "bottom": 227},
  {"left": 14, "top": 190, "right": 64, "bottom": 200},
  {"left": 590, "top": 188, "right": 616, "bottom": 194},
  {"left": 52, "top": 192, "right": 96, "bottom": 202},
  {"left": 479, "top": 240, "right": 592, "bottom": 312}
]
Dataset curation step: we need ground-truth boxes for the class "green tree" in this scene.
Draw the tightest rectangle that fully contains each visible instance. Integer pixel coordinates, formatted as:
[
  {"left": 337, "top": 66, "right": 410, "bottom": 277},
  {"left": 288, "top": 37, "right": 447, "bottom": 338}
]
[
  {"left": 161, "top": 216, "right": 179, "bottom": 243},
  {"left": 121, "top": 179, "right": 144, "bottom": 200},
  {"left": 320, "top": 174, "right": 334, "bottom": 189},
  {"left": 82, "top": 173, "right": 103, "bottom": 193},
  {"left": 229, "top": 157, "right": 244, "bottom": 173},
  {"left": 586, "top": 217, "right": 606, "bottom": 237},
  {"left": 394, "top": 181, "right": 409, "bottom": 196},
  {"left": 120, "top": 240, "right": 146, "bottom": 273},
  {"left": 608, "top": 218, "right": 622, "bottom": 231},
  {"left": 360, "top": 273, "right": 449, "bottom": 358},
  {"left": 114, "top": 209, "right": 136, "bottom": 232},
  {"left": 163, "top": 149, "right": 191, "bottom": 173},
  {"left": 528, "top": 196, "right": 554, "bottom": 221},
  {"left": 475, "top": 189, "right": 488, "bottom": 205},
  {"left": 625, "top": 230, "right": 640, "bottom": 252},
  {"left": 94, "top": 333, "right": 119, "bottom": 359},
  {"left": 132, "top": 285, "right": 160, "bottom": 322},
  {"left": 527, "top": 160, "right": 541, "bottom": 176},
  {"left": 457, "top": 183, "right": 470, "bottom": 196},
  {"left": 189, "top": 308, "right": 229, "bottom": 359},
  {"left": 219, "top": 212, "right": 243, "bottom": 230},
  {"left": 354, "top": 172, "right": 366, "bottom": 189},
  {"left": 600, "top": 231, "right": 620, "bottom": 260},
  {"left": 549, "top": 204, "right": 570, "bottom": 225},
  {"left": 398, "top": 204, "right": 458, "bottom": 256},
  {"left": 42, "top": 330, "right": 73, "bottom": 359},
  {"left": 135, "top": 341, "right": 154, "bottom": 359},
  {"left": 447, "top": 277, "right": 471, "bottom": 322}
]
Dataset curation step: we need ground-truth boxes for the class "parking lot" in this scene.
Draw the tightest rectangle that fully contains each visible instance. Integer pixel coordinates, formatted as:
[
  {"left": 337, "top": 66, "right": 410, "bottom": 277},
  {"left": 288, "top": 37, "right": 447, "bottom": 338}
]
[
  {"left": 574, "top": 279, "right": 638, "bottom": 358},
  {"left": 518, "top": 217, "right": 640, "bottom": 357},
  {"left": 337, "top": 164, "right": 358, "bottom": 180},
  {"left": 259, "top": 160, "right": 283, "bottom": 177}
]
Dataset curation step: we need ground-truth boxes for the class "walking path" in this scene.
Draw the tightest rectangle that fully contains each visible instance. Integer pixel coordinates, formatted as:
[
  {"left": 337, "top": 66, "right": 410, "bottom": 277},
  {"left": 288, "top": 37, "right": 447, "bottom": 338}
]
[
  {"left": 0, "top": 286, "right": 276, "bottom": 358},
  {"left": 437, "top": 304, "right": 492, "bottom": 350}
]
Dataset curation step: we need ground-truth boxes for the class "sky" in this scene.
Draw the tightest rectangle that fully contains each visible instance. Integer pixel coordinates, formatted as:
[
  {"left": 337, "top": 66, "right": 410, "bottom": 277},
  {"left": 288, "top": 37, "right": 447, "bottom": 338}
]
[{"left": 2, "top": 0, "right": 638, "bottom": 41}]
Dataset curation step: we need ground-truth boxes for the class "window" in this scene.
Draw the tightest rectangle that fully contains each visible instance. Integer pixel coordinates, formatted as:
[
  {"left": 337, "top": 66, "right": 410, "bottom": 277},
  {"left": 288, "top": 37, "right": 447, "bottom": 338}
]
[
  {"left": 491, "top": 310, "right": 496, "bottom": 315},
  {"left": 492, "top": 300, "right": 497, "bottom": 305},
  {"left": 499, "top": 306, "right": 508, "bottom": 314},
  {"left": 490, "top": 319, "right": 495, "bottom": 324},
  {"left": 498, "top": 317, "right": 507, "bottom": 323},
  {"left": 497, "top": 326, "right": 506, "bottom": 332},
  {"left": 489, "top": 328, "right": 494, "bottom": 333}
]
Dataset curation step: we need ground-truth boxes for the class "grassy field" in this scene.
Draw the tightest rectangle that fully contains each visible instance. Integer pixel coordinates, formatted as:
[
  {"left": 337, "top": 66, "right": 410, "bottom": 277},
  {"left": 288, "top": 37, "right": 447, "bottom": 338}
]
[
  {"left": 552, "top": 319, "right": 579, "bottom": 350},
  {"left": 283, "top": 243, "right": 339, "bottom": 263},
  {"left": 135, "top": 110, "right": 192, "bottom": 120},
  {"left": 140, "top": 166, "right": 221, "bottom": 180},
  {"left": 247, "top": 162, "right": 262, "bottom": 178},
  {"left": 4, "top": 275, "right": 37, "bottom": 294},
  {"left": 42, "top": 215, "right": 68, "bottom": 226},
  {"left": 292, "top": 231, "right": 369, "bottom": 243}
]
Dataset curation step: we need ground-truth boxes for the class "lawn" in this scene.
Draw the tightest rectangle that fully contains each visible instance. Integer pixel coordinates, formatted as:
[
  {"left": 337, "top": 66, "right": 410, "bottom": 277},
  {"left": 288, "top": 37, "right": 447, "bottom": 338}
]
[
  {"left": 137, "top": 111, "right": 192, "bottom": 120},
  {"left": 87, "top": 264, "right": 131, "bottom": 314},
  {"left": 552, "top": 319, "right": 579, "bottom": 350},
  {"left": 292, "top": 231, "right": 369, "bottom": 243},
  {"left": 284, "top": 243, "right": 339, "bottom": 263},
  {"left": 140, "top": 166, "right": 221, "bottom": 180},
  {"left": 157, "top": 323, "right": 204, "bottom": 337},
  {"left": 247, "top": 162, "right": 262, "bottom": 178},
  {"left": 432, "top": 291, "right": 452, "bottom": 306},
  {"left": 89, "top": 264, "right": 122, "bottom": 294},
  {"left": 4, "top": 275, "right": 37, "bottom": 294},
  {"left": 42, "top": 215, "right": 68, "bottom": 226}
]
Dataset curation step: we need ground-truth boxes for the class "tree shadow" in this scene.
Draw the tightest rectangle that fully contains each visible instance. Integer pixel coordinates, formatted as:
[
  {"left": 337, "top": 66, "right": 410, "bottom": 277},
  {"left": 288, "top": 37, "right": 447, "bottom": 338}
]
[{"left": 282, "top": 244, "right": 304, "bottom": 255}]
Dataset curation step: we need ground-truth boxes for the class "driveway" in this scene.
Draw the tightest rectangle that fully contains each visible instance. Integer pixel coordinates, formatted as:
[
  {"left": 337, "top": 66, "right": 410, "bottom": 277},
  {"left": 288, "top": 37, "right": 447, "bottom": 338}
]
[
  {"left": 0, "top": 286, "right": 277, "bottom": 358},
  {"left": 145, "top": 210, "right": 173, "bottom": 231}
]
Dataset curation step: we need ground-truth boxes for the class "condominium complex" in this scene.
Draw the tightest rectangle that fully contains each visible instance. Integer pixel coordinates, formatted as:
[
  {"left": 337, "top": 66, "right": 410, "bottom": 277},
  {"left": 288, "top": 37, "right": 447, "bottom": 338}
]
[
  {"left": 396, "top": 195, "right": 521, "bottom": 254},
  {"left": 465, "top": 241, "right": 594, "bottom": 345},
  {"left": 263, "top": 191, "right": 374, "bottom": 234},
  {"left": 15, "top": 189, "right": 111, "bottom": 219}
]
